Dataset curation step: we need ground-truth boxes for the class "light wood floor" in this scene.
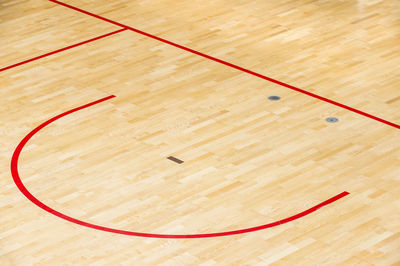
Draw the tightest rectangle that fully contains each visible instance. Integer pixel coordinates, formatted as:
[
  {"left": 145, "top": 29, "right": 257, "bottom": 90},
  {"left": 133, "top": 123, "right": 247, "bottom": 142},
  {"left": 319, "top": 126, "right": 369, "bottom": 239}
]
[{"left": 1, "top": 0, "right": 399, "bottom": 265}]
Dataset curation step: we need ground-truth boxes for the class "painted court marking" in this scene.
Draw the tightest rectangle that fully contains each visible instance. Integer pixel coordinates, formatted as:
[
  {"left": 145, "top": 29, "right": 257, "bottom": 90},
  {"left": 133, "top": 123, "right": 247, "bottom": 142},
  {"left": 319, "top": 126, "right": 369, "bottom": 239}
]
[
  {"left": 0, "top": 28, "right": 127, "bottom": 72},
  {"left": 1, "top": 1, "right": 399, "bottom": 131},
  {"left": 45, "top": 0, "right": 399, "bottom": 130},
  {"left": 11, "top": 95, "right": 349, "bottom": 239},
  {"left": 4, "top": 0, "right": 397, "bottom": 239}
]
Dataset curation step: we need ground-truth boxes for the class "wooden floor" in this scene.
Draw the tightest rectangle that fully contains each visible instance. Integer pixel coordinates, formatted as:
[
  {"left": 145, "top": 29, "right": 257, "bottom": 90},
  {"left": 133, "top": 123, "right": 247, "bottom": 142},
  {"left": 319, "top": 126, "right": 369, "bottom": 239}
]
[{"left": 1, "top": 0, "right": 399, "bottom": 265}]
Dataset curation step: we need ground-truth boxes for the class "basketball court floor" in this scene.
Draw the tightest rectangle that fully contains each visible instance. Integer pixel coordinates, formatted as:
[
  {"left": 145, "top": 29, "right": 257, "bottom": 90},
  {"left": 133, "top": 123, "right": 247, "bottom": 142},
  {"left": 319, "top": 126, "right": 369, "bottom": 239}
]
[{"left": 1, "top": 0, "right": 399, "bottom": 265}]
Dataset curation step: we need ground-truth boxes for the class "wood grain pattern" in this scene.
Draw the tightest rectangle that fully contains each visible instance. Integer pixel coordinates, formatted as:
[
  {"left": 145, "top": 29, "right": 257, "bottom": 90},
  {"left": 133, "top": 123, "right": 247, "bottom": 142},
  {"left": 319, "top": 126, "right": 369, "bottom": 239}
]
[{"left": 0, "top": 0, "right": 399, "bottom": 265}]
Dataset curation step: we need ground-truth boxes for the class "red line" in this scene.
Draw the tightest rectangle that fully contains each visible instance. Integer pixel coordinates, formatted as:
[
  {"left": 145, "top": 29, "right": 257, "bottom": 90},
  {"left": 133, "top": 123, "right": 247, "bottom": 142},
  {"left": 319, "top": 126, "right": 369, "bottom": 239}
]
[
  {"left": 0, "top": 28, "right": 127, "bottom": 73},
  {"left": 49, "top": 0, "right": 128, "bottom": 29},
  {"left": 11, "top": 95, "right": 349, "bottom": 239},
  {"left": 48, "top": 0, "right": 400, "bottom": 130}
]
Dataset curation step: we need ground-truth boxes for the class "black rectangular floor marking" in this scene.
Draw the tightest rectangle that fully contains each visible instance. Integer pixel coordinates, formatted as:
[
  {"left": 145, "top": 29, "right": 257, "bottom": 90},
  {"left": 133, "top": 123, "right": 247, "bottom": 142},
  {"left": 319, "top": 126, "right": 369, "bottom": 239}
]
[{"left": 167, "top": 156, "right": 184, "bottom": 164}]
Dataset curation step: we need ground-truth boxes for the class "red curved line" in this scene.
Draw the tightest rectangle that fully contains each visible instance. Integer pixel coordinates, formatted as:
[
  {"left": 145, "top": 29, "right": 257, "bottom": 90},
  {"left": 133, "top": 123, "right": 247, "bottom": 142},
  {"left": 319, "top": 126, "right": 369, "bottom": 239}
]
[{"left": 11, "top": 95, "right": 349, "bottom": 239}]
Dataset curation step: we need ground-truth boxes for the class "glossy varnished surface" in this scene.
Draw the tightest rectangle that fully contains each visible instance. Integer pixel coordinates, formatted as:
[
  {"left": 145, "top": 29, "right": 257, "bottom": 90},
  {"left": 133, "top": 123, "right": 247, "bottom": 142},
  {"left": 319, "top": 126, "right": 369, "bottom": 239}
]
[
  {"left": 0, "top": 0, "right": 399, "bottom": 265},
  {"left": 65, "top": 0, "right": 400, "bottom": 122}
]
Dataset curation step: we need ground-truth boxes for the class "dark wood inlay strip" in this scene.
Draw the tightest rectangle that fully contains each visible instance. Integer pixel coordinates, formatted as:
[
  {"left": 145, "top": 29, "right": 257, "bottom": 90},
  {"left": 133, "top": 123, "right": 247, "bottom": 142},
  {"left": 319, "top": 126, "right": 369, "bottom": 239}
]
[{"left": 167, "top": 156, "right": 184, "bottom": 164}]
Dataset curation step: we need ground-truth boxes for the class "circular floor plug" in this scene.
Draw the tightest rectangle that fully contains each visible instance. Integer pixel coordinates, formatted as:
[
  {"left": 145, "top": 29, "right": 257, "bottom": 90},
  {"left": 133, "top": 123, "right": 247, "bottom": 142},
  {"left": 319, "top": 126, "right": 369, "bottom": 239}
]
[
  {"left": 326, "top": 117, "right": 339, "bottom": 123},
  {"left": 268, "top": 96, "right": 281, "bottom": 101}
]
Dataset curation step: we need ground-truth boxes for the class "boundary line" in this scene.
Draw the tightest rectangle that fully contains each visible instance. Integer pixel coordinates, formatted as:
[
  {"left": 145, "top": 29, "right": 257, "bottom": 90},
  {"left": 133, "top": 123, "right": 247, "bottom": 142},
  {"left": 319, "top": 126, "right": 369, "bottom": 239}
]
[
  {"left": 47, "top": 0, "right": 400, "bottom": 130},
  {"left": 11, "top": 95, "right": 350, "bottom": 239},
  {"left": 0, "top": 28, "right": 127, "bottom": 72}
]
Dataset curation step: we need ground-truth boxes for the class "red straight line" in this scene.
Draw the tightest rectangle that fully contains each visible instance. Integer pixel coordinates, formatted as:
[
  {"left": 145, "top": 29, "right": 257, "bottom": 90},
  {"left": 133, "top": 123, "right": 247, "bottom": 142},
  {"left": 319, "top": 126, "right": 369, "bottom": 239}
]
[
  {"left": 48, "top": 0, "right": 400, "bottom": 130},
  {"left": 0, "top": 28, "right": 127, "bottom": 73},
  {"left": 49, "top": 0, "right": 128, "bottom": 29}
]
